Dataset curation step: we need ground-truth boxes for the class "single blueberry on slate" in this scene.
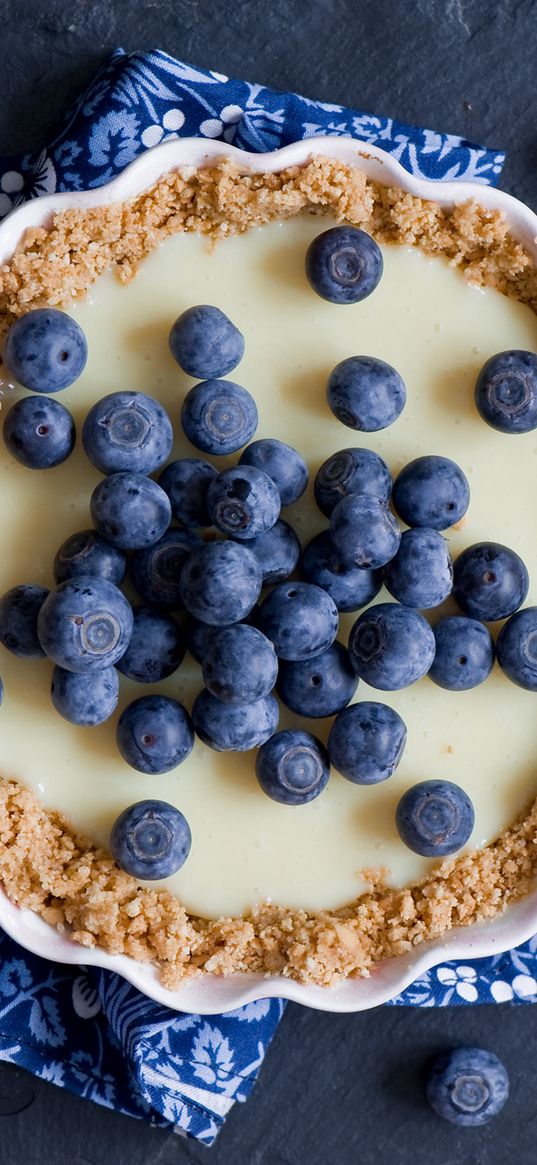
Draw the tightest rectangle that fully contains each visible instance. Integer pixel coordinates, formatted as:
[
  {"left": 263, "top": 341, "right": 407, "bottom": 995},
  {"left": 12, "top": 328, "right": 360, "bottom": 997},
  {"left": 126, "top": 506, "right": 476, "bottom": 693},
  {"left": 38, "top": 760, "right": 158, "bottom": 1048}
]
[
  {"left": 180, "top": 541, "right": 262, "bottom": 626},
  {"left": 327, "top": 356, "right": 406, "bottom": 431},
  {"left": 384, "top": 528, "right": 453, "bottom": 609},
  {"left": 330, "top": 493, "right": 401, "bottom": 569},
  {"left": 429, "top": 616, "right": 495, "bottom": 691},
  {"left": 328, "top": 702, "right": 407, "bottom": 784},
  {"left": 396, "top": 779, "right": 475, "bottom": 856},
  {"left": 207, "top": 464, "right": 281, "bottom": 540},
  {"left": 277, "top": 641, "right": 357, "bottom": 718},
  {"left": 242, "top": 518, "right": 301, "bottom": 584},
  {"left": 497, "top": 606, "right": 537, "bottom": 690},
  {"left": 257, "top": 581, "right": 339, "bottom": 661},
  {"left": 110, "top": 798, "right": 192, "bottom": 878},
  {"left": 90, "top": 471, "right": 172, "bottom": 550},
  {"left": 202, "top": 623, "right": 278, "bottom": 703},
  {"left": 185, "top": 615, "right": 218, "bottom": 663},
  {"left": 130, "top": 528, "right": 200, "bottom": 610},
  {"left": 239, "top": 438, "right": 308, "bottom": 506},
  {"left": 158, "top": 457, "right": 217, "bottom": 528},
  {"left": 51, "top": 664, "right": 119, "bottom": 726},
  {"left": 475, "top": 349, "right": 537, "bottom": 434},
  {"left": 116, "top": 696, "right": 194, "bottom": 774},
  {"left": 192, "top": 687, "right": 279, "bottom": 751},
  {"left": 4, "top": 307, "right": 87, "bottom": 392},
  {"left": 255, "top": 730, "right": 330, "bottom": 805},
  {"left": 0, "top": 584, "right": 49, "bottom": 658},
  {"left": 82, "top": 390, "right": 173, "bottom": 476},
  {"left": 3, "top": 395, "right": 75, "bottom": 469},
  {"left": 169, "top": 305, "right": 244, "bottom": 379},
  {"left": 181, "top": 379, "right": 258, "bottom": 455},
  {"left": 392, "top": 455, "right": 470, "bottom": 530},
  {"left": 348, "top": 602, "right": 435, "bottom": 690},
  {"left": 53, "top": 529, "right": 126, "bottom": 587},
  {"left": 453, "top": 541, "right": 529, "bottom": 621},
  {"left": 116, "top": 608, "right": 185, "bottom": 683},
  {"left": 37, "top": 575, "right": 133, "bottom": 673},
  {"left": 305, "top": 226, "right": 383, "bottom": 304},
  {"left": 301, "top": 530, "right": 382, "bottom": 612},
  {"left": 314, "top": 446, "right": 392, "bottom": 517},
  {"left": 427, "top": 1047, "right": 509, "bottom": 1127}
]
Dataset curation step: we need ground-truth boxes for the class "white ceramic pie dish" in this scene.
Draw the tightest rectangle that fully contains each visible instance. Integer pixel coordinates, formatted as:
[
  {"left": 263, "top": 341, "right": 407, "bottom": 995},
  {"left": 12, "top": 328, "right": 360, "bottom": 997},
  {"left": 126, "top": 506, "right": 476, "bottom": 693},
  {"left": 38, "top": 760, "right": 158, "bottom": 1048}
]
[{"left": 0, "top": 135, "right": 536, "bottom": 1014}]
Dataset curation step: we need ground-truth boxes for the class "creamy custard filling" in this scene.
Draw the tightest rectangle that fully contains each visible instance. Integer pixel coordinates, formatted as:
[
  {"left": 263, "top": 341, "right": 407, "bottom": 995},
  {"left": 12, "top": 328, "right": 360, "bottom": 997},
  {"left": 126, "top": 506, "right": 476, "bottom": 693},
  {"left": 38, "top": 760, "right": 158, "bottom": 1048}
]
[{"left": 1, "top": 213, "right": 536, "bottom": 920}]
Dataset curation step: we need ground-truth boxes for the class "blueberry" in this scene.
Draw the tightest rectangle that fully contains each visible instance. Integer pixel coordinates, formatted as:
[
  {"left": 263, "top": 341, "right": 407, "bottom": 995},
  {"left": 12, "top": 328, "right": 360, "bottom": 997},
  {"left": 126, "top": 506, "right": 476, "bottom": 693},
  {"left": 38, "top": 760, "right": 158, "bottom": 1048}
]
[
  {"left": 0, "top": 584, "right": 49, "bottom": 658},
  {"left": 348, "top": 603, "right": 435, "bottom": 690},
  {"left": 181, "top": 379, "right": 258, "bottom": 455},
  {"left": 396, "top": 779, "right": 475, "bottom": 856},
  {"left": 392, "top": 455, "right": 470, "bottom": 530},
  {"left": 53, "top": 529, "right": 126, "bottom": 586},
  {"left": 255, "top": 730, "right": 330, "bottom": 805},
  {"left": 327, "top": 356, "right": 406, "bottom": 431},
  {"left": 185, "top": 615, "right": 218, "bottom": 663},
  {"left": 207, "top": 465, "right": 281, "bottom": 540},
  {"left": 180, "top": 541, "right": 262, "bottom": 626},
  {"left": 202, "top": 624, "right": 278, "bottom": 703},
  {"left": 116, "top": 696, "right": 194, "bottom": 774},
  {"left": 37, "top": 575, "right": 133, "bottom": 673},
  {"left": 130, "top": 528, "right": 200, "bottom": 610},
  {"left": 192, "top": 687, "right": 279, "bottom": 751},
  {"left": 239, "top": 438, "right": 308, "bottom": 506},
  {"left": 497, "top": 607, "right": 537, "bottom": 690},
  {"left": 82, "top": 391, "right": 173, "bottom": 475},
  {"left": 158, "top": 457, "right": 217, "bottom": 528},
  {"left": 426, "top": 1047, "right": 509, "bottom": 1127},
  {"left": 301, "top": 530, "right": 382, "bottom": 612},
  {"left": 277, "top": 642, "right": 357, "bottom": 717},
  {"left": 328, "top": 702, "right": 407, "bottom": 784},
  {"left": 51, "top": 664, "right": 119, "bottom": 725},
  {"left": 305, "top": 226, "right": 383, "bottom": 304},
  {"left": 429, "top": 616, "right": 495, "bottom": 691},
  {"left": 110, "top": 798, "right": 192, "bottom": 878},
  {"left": 330, "top": 494, "right": 401, "bottom": 569},
  {"left": 453, "top": 541, "right": 529, "bottom": 621},
  {"left": 314, "top": 447, "right": 392, "bottom": 517},
  {"left": 4, "top": 308, "right": 87, "bottom": 393},
  {"left": 475, "top": 349, "right": 537, "bottom": 434},
  {"left": 116, "top": 608, "right": 185, "bottom": 683},
  {"left": 242, "top": 519, "right": 301, "bottom": 584},
  {"left": 384, "top": 528, "right": 453, "bottom": 609},
  {"left": 90, "top": 471, "right": 171, "bottom": 550},
  {"left": 257, "top": 582, "right": 339, "bottom": 661},
  {"left": 169, "top": 305, "right": 244, "bottom": 379},
  {"left": 3, "top": 395, "right": 75, "bottom": 469}
]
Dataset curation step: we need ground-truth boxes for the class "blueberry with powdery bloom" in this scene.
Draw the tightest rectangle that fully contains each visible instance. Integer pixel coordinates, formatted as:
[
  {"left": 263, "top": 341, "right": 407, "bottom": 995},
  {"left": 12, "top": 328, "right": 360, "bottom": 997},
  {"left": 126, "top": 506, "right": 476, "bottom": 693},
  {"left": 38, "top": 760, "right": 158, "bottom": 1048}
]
[
  {"left": 116, "top": 696, "right": 194, "bottom": 775},
  {"left": 426, "top": 1047, "right": 509, "bottom": 1127},
  {"left": 328, "top": 702, "right": 407, "bottom": 784},
  {"left": 497, "top": 606, "right": 537, "bottom": 690},
  {"left": 327, "top": 356, "right": 406, "bottom": 431},
  {"left": 396, "top": 779, "right": 475, "bottom": 856},
  {"left": 0, "top": 584, "right": 49, "bottom": 658},
  {"left": 110, "top": 799, "right": 192, "bottom": 877},
  {"left": 90, "top": 472, "right": 171, "bottom": 550},
  {"left": 129, "top": 528, "right": 200, "bottom": 610},
  {"left": 429, "top": 616, "right": 495, "bottom": 691},
  {"left": 301, "top": 530, "right": 382, "bottom": 612},
  {"left": 392, "top": 455, "right": 469, "bottom": 531},
  {"left": 51, "top": 665, "right": 119, "bottom": 726},
  {"left": 305, "top": 226, "right": 383, "bottom": 304},
  {"left": 314, "top": 447, "right": 392, "bottom": 517},
  {"left": 257, "top": 582, "right": 339, "bottom": 661},
  {"left": 475, "top": 349, "right": 537, "bottom": 434},
  {"left": 277, "top": 641, "right": 358, "bottom": 718},
  {"left": 4, "top": 307, "right": 87, "bottom": 392},
  {"left": 192, "top": 688, "right": 279, "bottom": 751},
  {"left": 116, "top": 608, "right": 185, "bottom": 683},
  {"left": 384, "top": 528, "right": 453, "bottom": 609},
  {"left": 53, "top": 530, "right": 126, "bottom": 587},
  {"left": 330, "top": 493, "right": 401, "bottom": 569},
  {"left": 202, "top": 624, "right": 278, "bottom": 703},
  {"left": 181, "top": 379, "right": 258, "bottom": 455},
  {"left": 3, "top": 395, "right": 75, "bottom": 469},
  {"left": 348, "top": 602, "right": 435, "bottom": 690},
  {"left": 453, "top": 541, "right": 529, "bottom": 621},
  {"left": 169, "top": 305, "right": 244, "bottom": 379},
  {"left": 180, "top": 541, "right": 262, "bottom": 626},
  {"left": 158, "top": 457, "right": 217, "bottom": 528},
  {"left": 255, "top": 730, "right": 330, "bottom": 805},
  {"left": 207, "top": 465, "right": 281, "bottom": 540},
  {"left": 239, "top": 438, "right": 308, "bottom": 506},
  {"left": 242, "top": 519, "right": 301, "bottom": 584},
  {"left": 82, "top": 391, "right": 173, "bottom": 476}
]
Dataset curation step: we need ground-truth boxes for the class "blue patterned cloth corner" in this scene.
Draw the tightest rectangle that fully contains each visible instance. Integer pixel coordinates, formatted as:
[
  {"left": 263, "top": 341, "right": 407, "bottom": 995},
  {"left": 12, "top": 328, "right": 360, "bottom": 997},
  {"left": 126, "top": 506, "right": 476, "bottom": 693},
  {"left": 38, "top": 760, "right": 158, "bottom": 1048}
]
[{"left": 0, "top": 47, "right": 521, "bottom": 1147}]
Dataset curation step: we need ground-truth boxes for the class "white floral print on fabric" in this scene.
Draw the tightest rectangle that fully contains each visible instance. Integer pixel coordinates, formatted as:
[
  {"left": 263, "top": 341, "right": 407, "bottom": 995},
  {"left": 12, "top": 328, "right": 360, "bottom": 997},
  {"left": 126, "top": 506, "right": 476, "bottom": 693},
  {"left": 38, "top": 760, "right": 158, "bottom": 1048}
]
[{"left": 0, "top": 45, "right": 515, "bottom": 1148}]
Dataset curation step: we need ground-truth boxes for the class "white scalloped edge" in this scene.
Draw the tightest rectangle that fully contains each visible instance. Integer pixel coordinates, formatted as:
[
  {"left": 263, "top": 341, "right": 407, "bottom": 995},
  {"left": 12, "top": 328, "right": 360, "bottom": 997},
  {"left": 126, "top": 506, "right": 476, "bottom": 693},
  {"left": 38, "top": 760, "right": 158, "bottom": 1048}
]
[{"left": 0, "top": 135, "right": 536, "bottom": 1015}]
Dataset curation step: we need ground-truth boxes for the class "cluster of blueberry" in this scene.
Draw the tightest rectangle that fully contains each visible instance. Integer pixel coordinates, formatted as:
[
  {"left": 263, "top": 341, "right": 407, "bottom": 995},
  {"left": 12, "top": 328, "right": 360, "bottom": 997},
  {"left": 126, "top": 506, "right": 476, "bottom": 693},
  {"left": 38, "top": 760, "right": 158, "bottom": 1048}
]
[{"left": 1, "top": 224, "right": 537, "bottom": 883}]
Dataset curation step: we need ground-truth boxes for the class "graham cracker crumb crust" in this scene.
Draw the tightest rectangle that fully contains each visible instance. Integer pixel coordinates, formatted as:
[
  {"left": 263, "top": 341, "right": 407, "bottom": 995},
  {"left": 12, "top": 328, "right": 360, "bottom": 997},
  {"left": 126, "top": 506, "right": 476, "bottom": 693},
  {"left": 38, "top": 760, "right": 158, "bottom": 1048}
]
[{"left": 0, "top": 154, "right": 536, "bottom": 988}]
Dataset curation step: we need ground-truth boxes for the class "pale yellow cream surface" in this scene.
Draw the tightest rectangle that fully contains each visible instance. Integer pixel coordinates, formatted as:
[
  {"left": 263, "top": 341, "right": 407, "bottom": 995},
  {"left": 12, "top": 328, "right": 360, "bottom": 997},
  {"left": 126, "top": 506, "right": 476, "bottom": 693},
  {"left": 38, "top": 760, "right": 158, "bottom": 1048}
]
[{"left": 1, "top": 214, "right": 537, "bottom": 917}]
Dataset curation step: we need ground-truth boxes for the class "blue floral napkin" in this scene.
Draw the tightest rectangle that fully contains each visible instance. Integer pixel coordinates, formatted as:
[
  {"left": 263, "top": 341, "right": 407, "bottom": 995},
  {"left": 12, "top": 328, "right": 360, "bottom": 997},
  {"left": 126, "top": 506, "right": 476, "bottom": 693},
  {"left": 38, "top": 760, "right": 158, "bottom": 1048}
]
[{"left": 0, "top": 48, "right": 523, "bottom": 1147}]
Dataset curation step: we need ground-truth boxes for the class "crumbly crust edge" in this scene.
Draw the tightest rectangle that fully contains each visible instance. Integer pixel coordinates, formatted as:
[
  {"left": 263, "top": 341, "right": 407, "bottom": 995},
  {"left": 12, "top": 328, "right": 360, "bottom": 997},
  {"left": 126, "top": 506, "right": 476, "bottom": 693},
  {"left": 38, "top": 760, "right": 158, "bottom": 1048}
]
[{"left": 0, "top": 155, "right": 535, "bottom": 989}]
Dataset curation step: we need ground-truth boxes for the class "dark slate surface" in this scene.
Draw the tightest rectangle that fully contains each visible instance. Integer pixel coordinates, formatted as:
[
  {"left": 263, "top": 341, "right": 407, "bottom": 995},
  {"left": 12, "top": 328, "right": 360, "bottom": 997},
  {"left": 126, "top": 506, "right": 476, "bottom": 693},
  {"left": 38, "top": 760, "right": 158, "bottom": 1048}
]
[{"left": 0, "top": 1, "right": 537, "bottom": 1161}]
